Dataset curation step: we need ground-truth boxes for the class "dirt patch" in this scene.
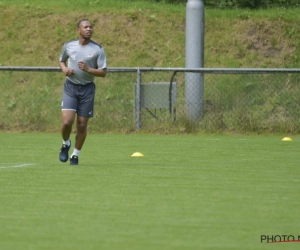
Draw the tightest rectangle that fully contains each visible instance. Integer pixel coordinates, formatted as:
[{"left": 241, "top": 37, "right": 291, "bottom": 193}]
[{"left": 235, "top": 19, "right": 295, "bottom": 64}]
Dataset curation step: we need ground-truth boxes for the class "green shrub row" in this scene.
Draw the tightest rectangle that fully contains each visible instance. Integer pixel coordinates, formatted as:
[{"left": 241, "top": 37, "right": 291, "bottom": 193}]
[{"left": 143, "top": 0, "right": 299, "bottom": 9}]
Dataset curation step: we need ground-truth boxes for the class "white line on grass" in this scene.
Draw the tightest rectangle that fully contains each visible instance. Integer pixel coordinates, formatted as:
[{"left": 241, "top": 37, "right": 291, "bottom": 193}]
[{"left": 0, "top": 163, "right": 36, "bottom": 169}]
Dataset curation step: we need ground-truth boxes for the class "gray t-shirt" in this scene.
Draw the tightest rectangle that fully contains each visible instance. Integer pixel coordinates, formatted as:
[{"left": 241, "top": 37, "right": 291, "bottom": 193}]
[{"left": 59, "top": 39, "right": 107, "bottom": 85}]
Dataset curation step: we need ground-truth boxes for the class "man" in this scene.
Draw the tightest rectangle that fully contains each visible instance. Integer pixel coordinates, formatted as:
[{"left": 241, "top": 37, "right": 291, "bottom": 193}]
[{"left": 58, "top": 19, "right": 107, "bottom": 165}]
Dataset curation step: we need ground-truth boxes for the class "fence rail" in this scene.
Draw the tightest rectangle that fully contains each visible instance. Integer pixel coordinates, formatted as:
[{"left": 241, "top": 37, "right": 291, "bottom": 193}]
[
  {"left": 1, "top": 67, "right": 300, "bottom": 133},
  {"left": 1, "top": 66, "right": 299, "bottom": 73}
]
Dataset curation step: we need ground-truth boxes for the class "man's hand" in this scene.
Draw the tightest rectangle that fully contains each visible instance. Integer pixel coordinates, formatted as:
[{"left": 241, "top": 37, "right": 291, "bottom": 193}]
[
  {"left": 59, "top": 62, "right": 74, "bottom": 76},
  {"left": 64, "top": 68, "right": 74, "bottom": 76},
  {"left": 77, "top": 60, "right": 107, "bottom": 77},
  {"left": 78, "top": 60, "right": 89, "bottom": 72}
]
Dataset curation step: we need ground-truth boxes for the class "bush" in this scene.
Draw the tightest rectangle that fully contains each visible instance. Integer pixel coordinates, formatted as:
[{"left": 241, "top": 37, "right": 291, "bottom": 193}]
[{"left": 144, "top": 0, "right": 299, "bottom": 9}]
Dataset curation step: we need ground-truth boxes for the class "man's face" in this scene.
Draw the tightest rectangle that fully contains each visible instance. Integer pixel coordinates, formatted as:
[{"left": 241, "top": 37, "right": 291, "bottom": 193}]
[{"left": 77, "top": 20, "right": 93, "bottom": 39}]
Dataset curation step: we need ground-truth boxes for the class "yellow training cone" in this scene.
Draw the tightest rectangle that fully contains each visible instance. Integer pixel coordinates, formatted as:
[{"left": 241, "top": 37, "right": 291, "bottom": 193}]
[
  {"left": 282, "top": 137, "right": 292, "bottom": 141},
  {"left": 131, "top": 152, "right": 144, "bottom": 157}
]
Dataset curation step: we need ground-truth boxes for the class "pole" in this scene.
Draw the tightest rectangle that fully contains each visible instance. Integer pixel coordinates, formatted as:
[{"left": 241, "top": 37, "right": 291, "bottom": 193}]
[
  {"left": 135, "top": 68, "right": 142, "bottom": 130},
  {"left": 185, "top": 0, "right": 204, "bottom": 121}
]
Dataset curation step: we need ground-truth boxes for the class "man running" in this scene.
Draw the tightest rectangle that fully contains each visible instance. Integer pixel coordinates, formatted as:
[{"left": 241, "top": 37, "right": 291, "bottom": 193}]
[{"left": 59, "top": 19, "right": 107, "bottom": 165}]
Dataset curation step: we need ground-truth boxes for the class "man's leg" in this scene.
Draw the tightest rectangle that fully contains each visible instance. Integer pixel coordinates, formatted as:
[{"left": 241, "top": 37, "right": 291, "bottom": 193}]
[
  {"left": 74, "top": 115, "right": 89, "bottom": 150},
  {"left": 70, "top": 115, "right": 89, "bottom": 165},
  {"left": 61, "top": 110, "right": 76, "bottom": 141},
  {"left": 59, "top": 110, "right": 76, "bottom": 162},
  {"left": 70, "top": 82, "right": 95, "bottom": 165}
]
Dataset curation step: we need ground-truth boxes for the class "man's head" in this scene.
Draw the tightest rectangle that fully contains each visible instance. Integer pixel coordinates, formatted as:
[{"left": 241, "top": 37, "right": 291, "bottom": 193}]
[{"left": 77, "top": 19, "right": 93, "bottom": 40}]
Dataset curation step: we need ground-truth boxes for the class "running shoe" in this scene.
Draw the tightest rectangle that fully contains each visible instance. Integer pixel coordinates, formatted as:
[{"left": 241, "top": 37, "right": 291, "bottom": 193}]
[
  {"left": 70, "top": 155, "right": 79, "bottom": 165},
  {"left": 59, "top": 142, "right": 71, "bottom": 162}
]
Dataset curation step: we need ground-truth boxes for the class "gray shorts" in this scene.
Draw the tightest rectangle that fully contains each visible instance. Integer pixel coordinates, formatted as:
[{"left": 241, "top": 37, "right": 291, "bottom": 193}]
[{"left": 61, "top": 79, "right": 96, "bottom": 117}]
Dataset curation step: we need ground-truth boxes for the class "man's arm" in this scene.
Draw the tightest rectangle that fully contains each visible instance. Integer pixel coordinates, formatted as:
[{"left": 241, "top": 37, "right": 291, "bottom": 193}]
[
  {"left": 59, "top": 61, "right": 74, "bottom": 76},
  {"left": 78, "top": 61, "right": 107, "bottom": 77}
]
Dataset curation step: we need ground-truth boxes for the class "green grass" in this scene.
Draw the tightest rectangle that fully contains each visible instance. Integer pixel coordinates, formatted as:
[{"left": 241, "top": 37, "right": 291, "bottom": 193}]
[
  {"left": 0, "top": 133, "right": 299, "bottom": 249},
  {"left": 1, "top": 0, "right": 299, "bottom": 68},
  {"left": 0, "top": 0, "right": 185, "bottom": 11}
]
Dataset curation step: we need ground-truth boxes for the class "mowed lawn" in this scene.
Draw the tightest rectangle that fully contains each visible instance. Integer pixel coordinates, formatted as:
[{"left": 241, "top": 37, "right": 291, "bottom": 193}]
[{"left": 0, "top": 133, "right": 299, "bottom": 250}]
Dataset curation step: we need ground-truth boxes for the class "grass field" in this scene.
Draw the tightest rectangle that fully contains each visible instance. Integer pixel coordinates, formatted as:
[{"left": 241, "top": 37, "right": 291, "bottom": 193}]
[{"left": 0, "top": 133, "right": 299, "bottom": 250}]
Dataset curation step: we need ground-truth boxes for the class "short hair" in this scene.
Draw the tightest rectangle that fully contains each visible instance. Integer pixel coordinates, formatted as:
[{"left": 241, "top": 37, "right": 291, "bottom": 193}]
[{"left": 77, "top": 19, "right": 91, "bottom": 28}]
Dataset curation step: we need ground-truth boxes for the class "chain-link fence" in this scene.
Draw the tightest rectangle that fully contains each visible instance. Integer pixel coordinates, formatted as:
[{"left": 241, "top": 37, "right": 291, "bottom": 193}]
[{"left": 0, "top": 67, "right": 300, "bottom": 133}]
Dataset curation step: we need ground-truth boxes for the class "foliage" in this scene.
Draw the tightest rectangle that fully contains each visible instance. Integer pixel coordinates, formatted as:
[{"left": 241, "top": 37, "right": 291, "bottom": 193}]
[
  {"left": 143, "top": 0, "right": 300, "bottom": 9},
  {"left": 0, "top": 1, "right": 300, "bottom": 133}
]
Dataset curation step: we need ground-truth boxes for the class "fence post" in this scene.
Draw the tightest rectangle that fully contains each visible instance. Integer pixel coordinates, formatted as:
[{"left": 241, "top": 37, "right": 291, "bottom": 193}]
[
  {"left": 135, "top": 68, "right": 142, "bottom": 130},
  {"left": 185, "top": 0, "right": 204, "bottom": 121}
]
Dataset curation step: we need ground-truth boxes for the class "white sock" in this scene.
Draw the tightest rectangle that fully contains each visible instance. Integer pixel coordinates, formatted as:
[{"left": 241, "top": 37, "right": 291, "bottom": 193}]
[
  {"left": 72, "top": 148, "right": 81, "bottom": 157},
  {"left": 63, "top": 139, "right": 71, "bottom": 147}
]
